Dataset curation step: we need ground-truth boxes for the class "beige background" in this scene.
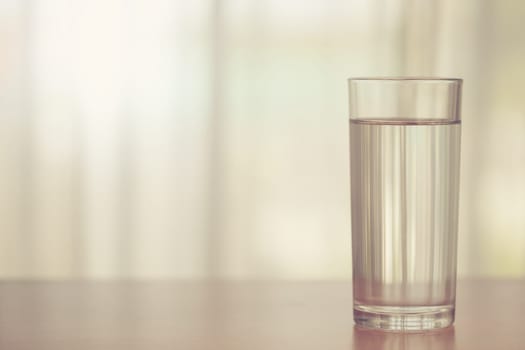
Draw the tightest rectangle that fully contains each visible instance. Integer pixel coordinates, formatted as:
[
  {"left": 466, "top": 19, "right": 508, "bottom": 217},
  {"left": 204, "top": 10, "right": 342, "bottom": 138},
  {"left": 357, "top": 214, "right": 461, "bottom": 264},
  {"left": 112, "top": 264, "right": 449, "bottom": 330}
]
[{"left": 0, "top": 0, "right": 523, "bottom": 279}]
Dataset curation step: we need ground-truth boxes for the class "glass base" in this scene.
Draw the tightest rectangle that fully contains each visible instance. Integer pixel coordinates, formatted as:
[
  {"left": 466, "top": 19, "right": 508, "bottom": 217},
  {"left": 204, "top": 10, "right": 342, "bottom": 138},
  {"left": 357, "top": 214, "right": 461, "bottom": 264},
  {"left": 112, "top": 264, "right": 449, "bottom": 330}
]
[{"left": 354, "top": 304, "right": 454, "bottom": 332}]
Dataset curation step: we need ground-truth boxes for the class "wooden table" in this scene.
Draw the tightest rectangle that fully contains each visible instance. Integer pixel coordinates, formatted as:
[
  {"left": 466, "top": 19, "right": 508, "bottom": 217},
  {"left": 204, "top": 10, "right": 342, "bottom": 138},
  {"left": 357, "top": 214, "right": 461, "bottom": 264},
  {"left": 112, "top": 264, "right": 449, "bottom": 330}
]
[{"left": 0, "top": 280, "right": 523, "bottom": 349}]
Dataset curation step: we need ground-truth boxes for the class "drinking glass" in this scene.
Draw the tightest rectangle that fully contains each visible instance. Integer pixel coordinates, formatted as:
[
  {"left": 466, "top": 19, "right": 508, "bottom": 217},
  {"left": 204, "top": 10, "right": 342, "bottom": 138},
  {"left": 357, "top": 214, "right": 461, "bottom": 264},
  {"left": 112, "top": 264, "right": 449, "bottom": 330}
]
[{"left": 348, "top": 77, "right": 462, "bottom": 331}]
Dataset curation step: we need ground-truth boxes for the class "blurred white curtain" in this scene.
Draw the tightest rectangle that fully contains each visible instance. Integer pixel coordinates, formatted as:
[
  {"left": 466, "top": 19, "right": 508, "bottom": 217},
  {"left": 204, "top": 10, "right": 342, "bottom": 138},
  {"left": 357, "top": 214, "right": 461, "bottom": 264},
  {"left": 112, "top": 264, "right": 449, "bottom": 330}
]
[
  {"left": 0, "top": 0, "right": 211, "bottom": 278},
  {"left": 0, "top": 0, "right": 523, "bottom": 279}
]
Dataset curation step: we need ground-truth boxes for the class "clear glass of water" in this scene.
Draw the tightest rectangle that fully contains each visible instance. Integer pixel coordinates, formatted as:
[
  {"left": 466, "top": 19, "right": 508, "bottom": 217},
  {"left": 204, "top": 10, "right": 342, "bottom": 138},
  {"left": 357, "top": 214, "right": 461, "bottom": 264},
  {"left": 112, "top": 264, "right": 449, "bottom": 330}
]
[{"left": 348, "top": 77, "right": 462, "bottom": 331}]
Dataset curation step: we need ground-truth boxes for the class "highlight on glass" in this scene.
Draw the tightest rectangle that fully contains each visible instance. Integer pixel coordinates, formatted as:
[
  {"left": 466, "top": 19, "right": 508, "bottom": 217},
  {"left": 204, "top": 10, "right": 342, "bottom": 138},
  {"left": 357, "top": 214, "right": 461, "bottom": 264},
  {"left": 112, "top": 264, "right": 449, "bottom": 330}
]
[{"left": 348, "top": 77, "right": 462, "bottom": 331}]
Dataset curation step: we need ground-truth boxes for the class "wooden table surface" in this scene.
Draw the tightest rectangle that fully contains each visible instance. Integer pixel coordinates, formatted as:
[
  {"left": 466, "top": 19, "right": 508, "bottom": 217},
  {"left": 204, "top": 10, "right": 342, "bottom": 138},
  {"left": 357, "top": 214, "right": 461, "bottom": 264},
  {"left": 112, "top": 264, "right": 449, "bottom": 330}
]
[{"left": 0, "top": 280, "right": 523, "bottom": 349}]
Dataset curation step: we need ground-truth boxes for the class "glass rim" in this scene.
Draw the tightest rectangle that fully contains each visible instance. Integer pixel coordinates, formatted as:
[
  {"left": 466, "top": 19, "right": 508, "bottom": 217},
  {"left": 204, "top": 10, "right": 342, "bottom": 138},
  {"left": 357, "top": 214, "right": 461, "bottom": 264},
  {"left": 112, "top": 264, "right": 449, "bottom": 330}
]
[{"left": 348, "top": 76, "right": 462, "bottom": 83}]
